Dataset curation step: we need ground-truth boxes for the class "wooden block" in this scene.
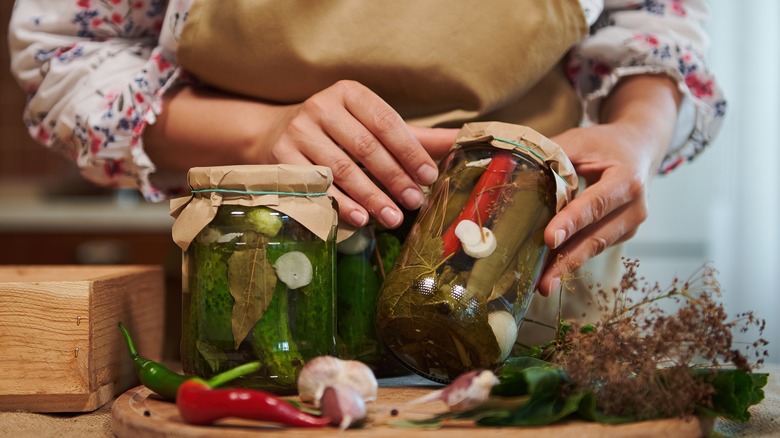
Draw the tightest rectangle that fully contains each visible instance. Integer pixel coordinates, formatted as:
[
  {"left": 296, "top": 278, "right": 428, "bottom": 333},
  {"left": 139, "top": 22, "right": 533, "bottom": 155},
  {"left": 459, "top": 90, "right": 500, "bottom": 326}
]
[{"left": 0, "top": 265, "right": 165, "bottom": 413}]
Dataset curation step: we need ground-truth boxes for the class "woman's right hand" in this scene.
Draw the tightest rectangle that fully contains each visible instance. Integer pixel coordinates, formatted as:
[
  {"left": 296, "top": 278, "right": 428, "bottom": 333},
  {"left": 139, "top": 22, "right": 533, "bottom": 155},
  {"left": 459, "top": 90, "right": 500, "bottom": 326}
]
[
  {"left": 145, "top": 80, "right": 458, "bottom": 229},
  {"left": 257, "top": 80, "right": 458, "bottom": 229}
]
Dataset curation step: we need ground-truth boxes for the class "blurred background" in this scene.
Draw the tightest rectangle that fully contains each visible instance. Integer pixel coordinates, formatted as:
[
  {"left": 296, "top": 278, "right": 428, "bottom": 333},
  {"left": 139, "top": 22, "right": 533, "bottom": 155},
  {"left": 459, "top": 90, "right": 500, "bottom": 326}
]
[
  {"left": 620, "top": 0, "right": 779, "bottom": 364},
  {"left": 1, "top": 1, "right": 776, "bottom": 363},
  {"left": 0, "top": 2, "right": 181, "bottom": 359}
]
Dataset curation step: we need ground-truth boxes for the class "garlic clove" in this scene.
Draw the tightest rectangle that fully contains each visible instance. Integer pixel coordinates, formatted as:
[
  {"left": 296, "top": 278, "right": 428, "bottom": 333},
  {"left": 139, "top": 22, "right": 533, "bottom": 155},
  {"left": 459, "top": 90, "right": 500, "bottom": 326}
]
[
  {"left": 337, "top": 226, "right": 373, "bottom": 255},
  {"left": 454, "top": 219, "right": 483, "bottom": 247},
  {"left": 466, "top": 158, "right": 493, "bottom": 168},
  {"left": 405, "top": 369, "right": 499, "bottom": 413},
  {"left": 319, "top": 385, "right": 367, "bottom": 430},
  {"left": 454, "top": 219, "right": 497, "bottom": 258},
  {"left": 488, "top": 310, "right": 518, "bottom": 360},
  {"left": 445, "top": 370, "right": 500, "bottom": 412},
  {"left": 195, "top": 226, "right": 222, "bottom": 244},
  {"left": 273, "top": 251, "right": 313, "bottom": 289}
]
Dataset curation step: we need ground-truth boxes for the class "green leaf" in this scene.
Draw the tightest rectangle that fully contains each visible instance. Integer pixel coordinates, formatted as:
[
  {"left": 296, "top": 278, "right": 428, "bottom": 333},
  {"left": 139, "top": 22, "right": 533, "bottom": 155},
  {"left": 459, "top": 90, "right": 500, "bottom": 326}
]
[
  {"left": 196, "top": 340, "right": 229, "bottom": 373},
  {"left": 467, "top": 355, "right": 584, "bottom": 426},
  {"left": 228, "top": 245, "right": 278, "bottom": 349},
  {"left": 376, "top": 232, "right": 402, "bottom": 276},
  {"left": 389, "top": 414, "right": 451, "bottom": 430},
  {"left": 695, "top": 369, "right": 768, "bottom": 422},
  {"left": 492, "top": 356, "right": 566, "bottom": 396},
  {"left": 477, "top": 391, "right": 586, "bottom": 427}
]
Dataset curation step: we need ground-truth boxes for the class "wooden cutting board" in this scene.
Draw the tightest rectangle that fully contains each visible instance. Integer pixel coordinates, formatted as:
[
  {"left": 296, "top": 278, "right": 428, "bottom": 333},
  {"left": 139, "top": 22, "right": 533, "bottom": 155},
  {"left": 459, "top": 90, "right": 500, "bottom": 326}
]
[{"left": 111, "top": 382, "right": 712, "bottom": 437}]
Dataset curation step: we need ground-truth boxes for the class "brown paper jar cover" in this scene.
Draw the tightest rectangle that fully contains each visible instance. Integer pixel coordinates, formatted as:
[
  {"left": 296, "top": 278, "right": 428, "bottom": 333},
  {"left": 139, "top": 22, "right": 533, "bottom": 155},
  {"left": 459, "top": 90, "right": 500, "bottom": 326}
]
[{"left": 170, "top": 164, "right": 338, "bottom": 251}]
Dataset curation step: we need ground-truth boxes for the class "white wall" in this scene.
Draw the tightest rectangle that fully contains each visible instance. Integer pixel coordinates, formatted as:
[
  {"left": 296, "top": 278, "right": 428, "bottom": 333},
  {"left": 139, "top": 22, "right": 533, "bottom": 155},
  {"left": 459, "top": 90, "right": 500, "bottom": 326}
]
[{"left": 624, "top": 0, "right": 779, "bottom": 364}]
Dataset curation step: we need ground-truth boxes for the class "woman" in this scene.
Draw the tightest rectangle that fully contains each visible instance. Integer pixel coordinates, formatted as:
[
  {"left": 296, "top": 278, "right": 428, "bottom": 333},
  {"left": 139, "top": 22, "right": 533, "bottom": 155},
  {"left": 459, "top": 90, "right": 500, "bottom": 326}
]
[{"left": 8, "top": 0, "right": 723, "bottom": 306}]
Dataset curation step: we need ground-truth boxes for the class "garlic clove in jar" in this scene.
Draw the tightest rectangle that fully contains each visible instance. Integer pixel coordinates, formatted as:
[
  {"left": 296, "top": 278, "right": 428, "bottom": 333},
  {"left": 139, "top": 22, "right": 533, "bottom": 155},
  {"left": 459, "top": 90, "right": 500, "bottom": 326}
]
[
  {"left": 273, "top": 251, "right": 313, "bottom": 289},
  {"left": 454, "top": 220, "right": 497, "bottom": 258},
  {"left": 337, "top": 226, "right": 373, "bottom": 255},
  {"left": 488, "top": 310, "right": 518, "bottom": 360}
]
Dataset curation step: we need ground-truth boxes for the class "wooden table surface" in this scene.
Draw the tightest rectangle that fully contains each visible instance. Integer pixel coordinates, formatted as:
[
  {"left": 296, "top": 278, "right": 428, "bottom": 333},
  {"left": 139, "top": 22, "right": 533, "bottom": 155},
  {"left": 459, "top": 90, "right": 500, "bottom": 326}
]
[
  {"left": 3, "top": 366, "right": 779, "bottom": 437},
  {"left": 110, "top": 375, "right": 711, "bottom": 438}
]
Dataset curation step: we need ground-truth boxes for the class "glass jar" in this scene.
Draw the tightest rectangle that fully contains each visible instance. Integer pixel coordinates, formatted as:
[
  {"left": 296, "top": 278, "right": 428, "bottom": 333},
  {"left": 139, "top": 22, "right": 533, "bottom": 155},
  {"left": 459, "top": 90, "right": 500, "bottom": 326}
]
[
  {"left": 335, "top": 222, "right": 410, "bottom": 377},
  {"left": 375, "top": 123, "right": 577, "bottom": 383},
  {"left": 171, "top": 165, "right": 338, "bottom": 394}
]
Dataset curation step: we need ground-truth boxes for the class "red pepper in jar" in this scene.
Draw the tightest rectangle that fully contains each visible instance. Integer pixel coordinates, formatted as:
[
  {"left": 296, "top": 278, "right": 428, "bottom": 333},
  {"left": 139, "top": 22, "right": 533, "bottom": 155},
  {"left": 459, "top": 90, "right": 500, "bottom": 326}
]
[
  {"left": 176, "top": 378, "right": 330, "bottom": 428},
  {"left": 440, "top": 151, "right": 517, "bottom": 258}
]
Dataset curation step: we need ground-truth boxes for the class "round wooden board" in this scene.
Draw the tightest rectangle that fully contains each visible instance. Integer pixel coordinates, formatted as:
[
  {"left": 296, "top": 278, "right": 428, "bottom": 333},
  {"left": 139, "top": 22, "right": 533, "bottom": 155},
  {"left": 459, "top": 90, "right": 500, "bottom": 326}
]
[{"left": 112, "top": 385, "right": 712, "bottom": 438}]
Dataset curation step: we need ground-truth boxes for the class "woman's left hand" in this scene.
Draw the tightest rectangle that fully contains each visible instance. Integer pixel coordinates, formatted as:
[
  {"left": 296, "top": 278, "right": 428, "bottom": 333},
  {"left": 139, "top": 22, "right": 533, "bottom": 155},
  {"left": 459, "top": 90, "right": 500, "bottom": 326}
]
[{"left": 537, "top": 74, "right": 682, "bottom": 296}]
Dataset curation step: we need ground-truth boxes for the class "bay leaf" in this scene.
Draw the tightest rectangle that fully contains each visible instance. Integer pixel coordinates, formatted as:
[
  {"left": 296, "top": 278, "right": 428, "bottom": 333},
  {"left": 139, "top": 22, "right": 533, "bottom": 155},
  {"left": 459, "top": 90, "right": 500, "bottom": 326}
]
[
  {"left": 196, "top": 339, "right": 230, "bottom": 373},
  {"left": 228, "top": 245, "right": 278, "bottom": 349},
  {"left": 377, "top": 236, "right": 443, "bottom": 321}
]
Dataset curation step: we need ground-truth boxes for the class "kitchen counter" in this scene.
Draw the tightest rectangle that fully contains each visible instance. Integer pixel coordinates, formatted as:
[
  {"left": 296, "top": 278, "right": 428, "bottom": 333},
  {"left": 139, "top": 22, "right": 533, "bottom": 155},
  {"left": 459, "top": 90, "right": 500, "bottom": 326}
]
[
  {"left": 1, "top": 364, "right": 778, "bottom": 437},
  {"left": 0, "top": 182, "right": 172, "bottom": 233}
]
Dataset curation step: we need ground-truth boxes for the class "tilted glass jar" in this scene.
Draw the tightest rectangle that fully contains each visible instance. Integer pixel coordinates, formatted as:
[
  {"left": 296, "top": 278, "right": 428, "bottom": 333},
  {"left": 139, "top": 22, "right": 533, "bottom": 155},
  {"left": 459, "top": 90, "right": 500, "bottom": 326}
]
[
  {"left": 170, "top": 165, "right": 338, "bottom": 394},
  {"left": 375, "top": 122, "right": 578, "bottom": 383}
]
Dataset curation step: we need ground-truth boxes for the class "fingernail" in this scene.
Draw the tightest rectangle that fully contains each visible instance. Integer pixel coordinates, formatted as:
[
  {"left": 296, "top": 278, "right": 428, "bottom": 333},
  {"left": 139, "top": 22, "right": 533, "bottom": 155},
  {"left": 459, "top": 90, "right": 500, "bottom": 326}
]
[
  {"left": 380, "top": 207, "right": 402, "bottom": 228},
  {"left": 349, "top": 210, "right": 368, "bottom": 227},
  {"left": 401, "top": 187, "right": 424, "bottom": 209},
  {"left": 417, "top": 164, "right": 438, "bottom": 185},
  {"left": 553, "top": 229, "right": 566, "bottom": 249}
]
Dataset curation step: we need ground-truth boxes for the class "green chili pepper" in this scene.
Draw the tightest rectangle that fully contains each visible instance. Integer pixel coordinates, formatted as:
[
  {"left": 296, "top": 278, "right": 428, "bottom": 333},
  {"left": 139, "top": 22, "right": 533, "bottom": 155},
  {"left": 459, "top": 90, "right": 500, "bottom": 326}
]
[
  {"left": 119, "top": 322, "right": 264, "bottom": 401},
  {"left": 118, "top": 322, "right": 189, "bottom": 401}
]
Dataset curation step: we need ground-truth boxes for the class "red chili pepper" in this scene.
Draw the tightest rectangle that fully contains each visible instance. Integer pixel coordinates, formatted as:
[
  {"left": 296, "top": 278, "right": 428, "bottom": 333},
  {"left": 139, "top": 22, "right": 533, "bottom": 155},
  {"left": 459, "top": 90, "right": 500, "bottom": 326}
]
[
  {"left": 176, "top": 378, "right": 330, "bottom": 428},
  {"left": 441, "top": 151, "right": 517, "bottom": 258}
]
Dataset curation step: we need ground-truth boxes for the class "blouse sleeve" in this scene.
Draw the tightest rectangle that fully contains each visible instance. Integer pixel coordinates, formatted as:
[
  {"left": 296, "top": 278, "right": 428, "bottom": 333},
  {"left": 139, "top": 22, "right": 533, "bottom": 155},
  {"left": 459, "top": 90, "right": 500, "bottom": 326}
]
[
  {"left": 569, "top": 0, "right": 726, "bottom": 174},
  {"left": 8, "top": 0, "right": 187, "bottom": 202}
]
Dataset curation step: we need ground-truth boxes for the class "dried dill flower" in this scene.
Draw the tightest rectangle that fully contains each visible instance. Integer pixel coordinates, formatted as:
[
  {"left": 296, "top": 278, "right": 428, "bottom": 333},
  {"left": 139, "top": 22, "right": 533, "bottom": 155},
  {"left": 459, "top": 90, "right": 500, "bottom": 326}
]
[{"left": 544, "top": 258, "right": 768, "bottom": 420}]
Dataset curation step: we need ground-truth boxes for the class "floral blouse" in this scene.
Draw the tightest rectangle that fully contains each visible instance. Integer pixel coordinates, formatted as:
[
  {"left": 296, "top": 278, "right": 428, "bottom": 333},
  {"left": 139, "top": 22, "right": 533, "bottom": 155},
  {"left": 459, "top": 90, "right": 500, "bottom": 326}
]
[{"left": 8, "top": 0, "right": 726, "bottom": 203}]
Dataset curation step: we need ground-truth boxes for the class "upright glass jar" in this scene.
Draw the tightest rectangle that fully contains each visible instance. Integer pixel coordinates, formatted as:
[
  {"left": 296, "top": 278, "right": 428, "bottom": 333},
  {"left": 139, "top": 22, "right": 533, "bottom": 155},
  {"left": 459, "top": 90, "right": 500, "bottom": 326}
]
[
  {"left": 170, "top": 165, "right": 338, "bottom": 394},
  {"left": 335, "top": 222, "right": 410, "bottom": 377},
  {"left": 375, "top": 122, "right": 578, "bottom": 383}
]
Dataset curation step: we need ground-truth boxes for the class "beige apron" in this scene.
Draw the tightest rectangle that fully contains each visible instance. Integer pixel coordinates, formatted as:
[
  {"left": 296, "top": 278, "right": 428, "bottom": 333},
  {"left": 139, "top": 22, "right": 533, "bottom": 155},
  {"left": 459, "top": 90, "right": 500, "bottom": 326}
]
[
  {"left": 175, "top": 0, "right": 616, "bottom": 345},
  {"left": 177, "top": 0, "right": 587, "bottom": 136}
]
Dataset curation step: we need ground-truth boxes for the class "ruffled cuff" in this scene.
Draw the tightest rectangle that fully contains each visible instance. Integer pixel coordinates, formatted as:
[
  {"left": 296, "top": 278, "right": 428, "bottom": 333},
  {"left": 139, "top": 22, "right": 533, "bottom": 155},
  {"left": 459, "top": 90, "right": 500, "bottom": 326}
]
[
  {"left": 70, "top": 48, "right": 188, "bottom": 203},
  {"left": 570, "top": 28, "right": 727, "bottom": 174},
  {"left": 130, "top": 62, "right": 189, "bottom": 202}
]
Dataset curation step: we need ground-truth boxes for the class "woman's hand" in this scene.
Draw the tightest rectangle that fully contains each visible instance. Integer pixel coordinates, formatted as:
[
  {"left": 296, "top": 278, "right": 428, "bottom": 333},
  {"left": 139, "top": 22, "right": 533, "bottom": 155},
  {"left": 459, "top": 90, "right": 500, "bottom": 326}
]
[
  {"left": 261, "top": 80, "right": 457, "bottom": 229},
  {"left": 537, "top": 75, "right": 682, "bottom": 296},
  {"left": 145, "top": 80, "right": 458, "bottom": 229}
]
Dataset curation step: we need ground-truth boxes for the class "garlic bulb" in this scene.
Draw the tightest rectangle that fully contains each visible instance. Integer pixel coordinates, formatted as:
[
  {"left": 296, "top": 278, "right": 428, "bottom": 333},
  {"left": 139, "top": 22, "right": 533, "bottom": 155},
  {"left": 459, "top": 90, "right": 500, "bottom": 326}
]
[
  {"left": 297, "top": 356, "right": 378, "bottom": 406},
  {"left": 340, "top": 360, "right": 378, "bottom": 402},
  {"left": 297, "top": 355, "right": 343, "bottom": 404}
]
